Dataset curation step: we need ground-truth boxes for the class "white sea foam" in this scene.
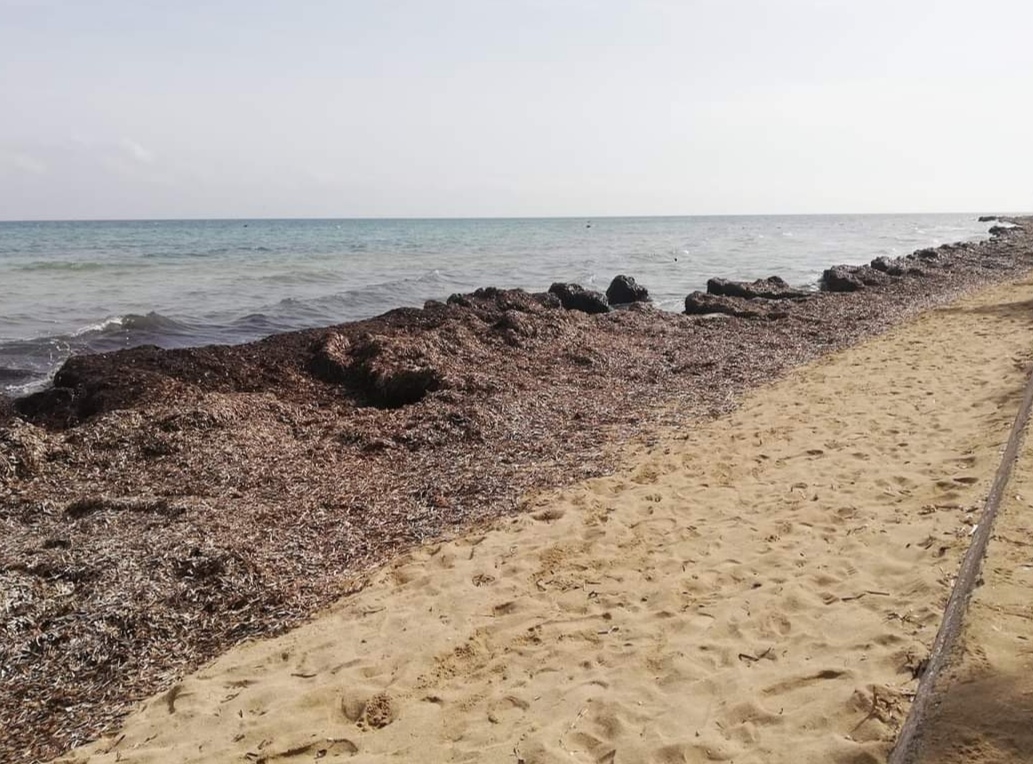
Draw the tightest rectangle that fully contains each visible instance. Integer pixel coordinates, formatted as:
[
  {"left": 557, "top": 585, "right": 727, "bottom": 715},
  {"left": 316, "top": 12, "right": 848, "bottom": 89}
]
[{"left": 71, "top": 316, "right": 126, "bottom": 337}]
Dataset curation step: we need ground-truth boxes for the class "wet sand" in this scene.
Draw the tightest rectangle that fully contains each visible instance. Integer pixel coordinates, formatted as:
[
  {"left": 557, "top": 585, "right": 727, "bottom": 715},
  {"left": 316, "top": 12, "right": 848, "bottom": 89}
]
[{"left": 54, "top": 275, "right": 1033, "bottom": 764}]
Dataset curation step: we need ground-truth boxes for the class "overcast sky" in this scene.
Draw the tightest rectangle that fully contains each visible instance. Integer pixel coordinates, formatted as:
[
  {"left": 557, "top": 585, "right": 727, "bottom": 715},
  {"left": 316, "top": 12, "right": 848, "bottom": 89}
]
[{"left": 1, "top": 0, "right": 1031, "bottom": 220}]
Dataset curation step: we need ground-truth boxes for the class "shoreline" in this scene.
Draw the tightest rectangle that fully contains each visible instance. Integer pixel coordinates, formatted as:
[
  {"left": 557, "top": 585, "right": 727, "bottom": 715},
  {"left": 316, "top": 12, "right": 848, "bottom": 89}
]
[
  {"left": 0, "top": 213, "right": 1001, "bottom": 398},
  {"left": 2, "top": 220, "right": 1032, "bottom": 762}
]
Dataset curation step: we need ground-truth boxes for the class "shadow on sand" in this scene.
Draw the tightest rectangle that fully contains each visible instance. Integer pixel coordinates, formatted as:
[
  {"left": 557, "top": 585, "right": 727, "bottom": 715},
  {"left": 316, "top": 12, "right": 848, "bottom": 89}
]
[{"left": 916, "top": 669, "right": 1033, "bottom": 763}]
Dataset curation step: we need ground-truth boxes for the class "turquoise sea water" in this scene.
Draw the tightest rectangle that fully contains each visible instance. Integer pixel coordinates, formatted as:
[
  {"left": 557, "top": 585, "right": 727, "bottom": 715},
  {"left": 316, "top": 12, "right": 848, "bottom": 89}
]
[{"left": 0, "top": 214, "right": 994, "bottom": 394}]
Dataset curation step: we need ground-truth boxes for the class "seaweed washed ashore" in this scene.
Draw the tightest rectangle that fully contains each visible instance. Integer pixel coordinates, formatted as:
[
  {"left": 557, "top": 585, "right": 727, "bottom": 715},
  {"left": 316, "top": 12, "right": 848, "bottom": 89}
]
[{"left": 1, "top": 220, "right": 1031, "bottom": 762}]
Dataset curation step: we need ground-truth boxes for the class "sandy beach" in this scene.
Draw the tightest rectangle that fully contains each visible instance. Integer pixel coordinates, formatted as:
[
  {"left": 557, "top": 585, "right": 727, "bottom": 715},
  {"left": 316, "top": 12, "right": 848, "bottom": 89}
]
[
  {"left": 7, "top": 225, "right": 1027, "bottom": 763},
  {"left": 45, "top": 270, "right": 1033, "bottom": 764}
]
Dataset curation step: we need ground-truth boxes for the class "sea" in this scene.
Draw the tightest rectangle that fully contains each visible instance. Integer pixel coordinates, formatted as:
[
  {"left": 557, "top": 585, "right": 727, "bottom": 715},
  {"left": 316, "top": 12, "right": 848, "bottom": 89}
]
[{"left": 0, "top": 214, "right": 995, "bottom": 396}]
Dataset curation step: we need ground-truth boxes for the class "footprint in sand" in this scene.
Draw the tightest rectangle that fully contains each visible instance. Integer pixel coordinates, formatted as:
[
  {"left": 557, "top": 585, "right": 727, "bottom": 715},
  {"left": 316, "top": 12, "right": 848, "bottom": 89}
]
[{"left": 340, "top": 689, "right": 396, "bottom": 730}]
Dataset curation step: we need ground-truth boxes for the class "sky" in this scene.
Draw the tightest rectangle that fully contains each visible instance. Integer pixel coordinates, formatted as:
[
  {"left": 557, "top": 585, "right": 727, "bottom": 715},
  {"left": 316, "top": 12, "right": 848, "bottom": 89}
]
[{"left": 1, "top": 0, "right": 1031, "bottom": 220}]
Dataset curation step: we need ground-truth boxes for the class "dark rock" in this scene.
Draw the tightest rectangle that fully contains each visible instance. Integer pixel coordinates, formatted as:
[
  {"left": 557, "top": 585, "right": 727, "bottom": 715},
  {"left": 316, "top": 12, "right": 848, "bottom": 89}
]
[
  {"left": 548, "top": 283, "right": 610, "bottom": 314},
  {"left": 706, "top": 276, "right": 809, "bottom": 301},
  {"left": 978, "top": 215, "right": 998, "bottom": 222},
  {"left": 870, "top": 256, "right": 911, "bottom": 277},
  {"left": 853, "top": 266, "right": 893, "bottom": 286},
  {"left": 605, "top": 275, "right": 650, "bottom": 305},
  {"left": 821, "top": 264, "right": 893, "bottom": 292},
  {"left": 684, "top": 292, "right": 788, "bottom": 319},
  {"left": 914, "top": 248, "right": 940, "bottom": 261},
  {"left": 820, "top": 266, "right": 866, "bottom": 292},
  {"left": 531, "top": 291, "right": 563, "bottom": 310},
  {"left": 990, "top": 225, "right": 1019, "bottom": 237}
]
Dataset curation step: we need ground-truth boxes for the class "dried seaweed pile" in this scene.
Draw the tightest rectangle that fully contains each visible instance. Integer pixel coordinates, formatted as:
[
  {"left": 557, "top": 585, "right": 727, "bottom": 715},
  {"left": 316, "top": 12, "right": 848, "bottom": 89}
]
[{"left": 1, "top": 222, "right": 1032, "bottom": 763}]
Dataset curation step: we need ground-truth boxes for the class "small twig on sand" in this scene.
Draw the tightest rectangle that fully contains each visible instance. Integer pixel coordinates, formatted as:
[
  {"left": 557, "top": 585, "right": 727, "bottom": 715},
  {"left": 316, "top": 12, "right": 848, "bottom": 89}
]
[
  {"left": 738, "top": 646, "right": 774, "bottom": 663},
  {"left": 840, "top": 590, "right": 891, "bottom": 602},
  {"left": 851, "top": 687, "right": 881, "bottom": 733}
]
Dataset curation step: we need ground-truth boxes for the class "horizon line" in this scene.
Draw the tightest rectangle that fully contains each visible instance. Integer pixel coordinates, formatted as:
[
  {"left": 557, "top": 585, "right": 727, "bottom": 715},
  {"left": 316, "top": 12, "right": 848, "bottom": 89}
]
[{"left": 0, "top": 209, "right": 1017, "bottom": 225}]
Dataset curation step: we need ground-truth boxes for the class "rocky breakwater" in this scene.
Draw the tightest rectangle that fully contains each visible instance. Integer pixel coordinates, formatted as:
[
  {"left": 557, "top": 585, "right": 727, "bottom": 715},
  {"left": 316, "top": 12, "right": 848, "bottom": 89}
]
[
  {"left": 681, "top": 220, "right": 1031, "bottom": 322},
  {"left": 1, "top": 220, "right": 1032, "bottom": 762}
]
